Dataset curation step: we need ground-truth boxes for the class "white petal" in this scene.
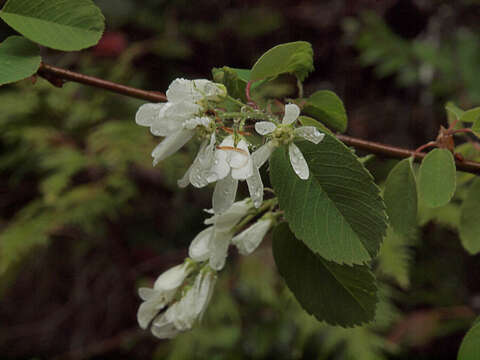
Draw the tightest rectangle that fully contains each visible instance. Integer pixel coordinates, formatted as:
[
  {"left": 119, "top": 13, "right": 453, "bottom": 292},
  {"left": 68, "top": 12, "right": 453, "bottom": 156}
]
[
  {"left": 294, "top": 126, "right": 325, "bottom": 144},
  {"left": 246, "top": 166, "right": 264, "bottom": 208},
  {"left": 166, "top": 78, "right": 195, "bottom": 103},
  {"left": 204, "top": 198, "right": 251, "bottom": 230},
  {"left": 252, "top": 141, "right": 276, "bottom": 168},
  {"left": 282, "top": 103, "right": 300, "bottom": 125},
  {"left": 183, "top": 116, "right": 212, "bottom": 130},
  {"left": 195, "top": 271, "right": 217, "bottom": 321},
  {"left": 232, "top": 218, "right": 272, "bottom": 255},
  {"left": 209, "top": 230, "right": 232, "bottom": 270},
  {"left": 154, "top": 263, "right": 191, "bottom": 291},
  {"left": 288, "top": 143, "right": 309, "bottom": 180},
  {"left": 149, "top": 102, "right": 189, "bottom": 136},
  {"left": 228, "top": 139, "right": 250, "bottom": 169},
  {"left": 207, "top": 148, "right": 230, "bottom": 182},
  {"left": 231, "top": 157, "right": 253, "bottom": 180},
  {"left": 138, "top": 287, "right": 155, "bottom": 301},
  {"left": 135, "top": 103, "right": 164, "bottom": 127},
  {"left": 255, "top": 121, "right": 276, "bottom": 135},
  {"left": 212, "top": 174, "right": 238, "bottom": 215},
  {"left": 151, "top": 313, "right": 179, "bottom": 339},
  {"left": 137, "top": 296, "right": 168, "bottom": 329},
  {"left": 188, "top": 139, "right": 214, "bottom": 188},
  {"left": 189, "top": 227, "right": 214, "bottom": 261},
  {"left": 151, "top": 129, "right": 194, "bottom": 166},
  {"left": 219, "top": 135, "right": 234, "bottom": 147},
  {"left": 192, "top": 79, "right": 226, "bottom": 100},
  {"left": 178, "top": 165, "right": 192, "bottom": 188}
]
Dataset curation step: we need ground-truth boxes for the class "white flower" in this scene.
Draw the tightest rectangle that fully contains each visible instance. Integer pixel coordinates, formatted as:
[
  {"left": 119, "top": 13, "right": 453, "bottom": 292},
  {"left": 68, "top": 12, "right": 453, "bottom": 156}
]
[
  {"left": 211, "top": 136, "right": 264, "bottom": 213},
  {"left": 137, "top": 262, "right": 193, "bottom": 329},
  {"left": 151, "top": 270, "right": 217, "bottom": 339},
  {"left": 254, "top": 103, "right": 325, "bottom": 180},
  {"left": 189, "top": 199, "right": 252, "bottom": 270},
  {"left": 232, "top": 218, "right": 272, "bottom": 255},
  {"left": 178, "top": 133, "right": 230, "bottom": 188},
  {"left": 135, "top": 78, "right": 226, "bottom": 166}
]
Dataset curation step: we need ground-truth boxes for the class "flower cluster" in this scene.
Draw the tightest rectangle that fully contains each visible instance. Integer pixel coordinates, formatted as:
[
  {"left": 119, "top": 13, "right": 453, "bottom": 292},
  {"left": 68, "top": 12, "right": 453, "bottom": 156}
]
[
  {"left": 137, "top": 200, "right": 273, "bottom": 339},
  {"left": 135, "top": 77, "right": 325, "bottom": 339}
]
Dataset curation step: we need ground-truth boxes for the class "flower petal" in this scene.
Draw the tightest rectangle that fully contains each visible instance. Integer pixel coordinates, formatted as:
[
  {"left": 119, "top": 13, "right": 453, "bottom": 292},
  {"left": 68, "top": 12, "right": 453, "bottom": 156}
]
[
  {"left": 232, "top": 218, "right": 272, "bottom": 255},
  {"left": 204, "top": 198, "right": 251, "bottom": 230},
  {"left": 195, "top": 271, "right": 217, "bottom": 321},
  {"left": 166, "top": 78, "right": 195, "bottom": 103},
  {"left": 231, "top": 157, "right": 253, "bottom": 180},
  {"left": 252, "top": 141, "right": 276, "bottom": 168},
  {"left": 152, "top": 129, "right": 194, "bottom": 166},
  {"left": 212, "top": 174, "right": 238, "bottom": 214},
  {"left": 138, "top": 287, "right": 155, "bottom": 301},
  {"left": 209, "top": 230, "right": 232, "bottom": 270},
  {"left": 288, "top": 143, "right": 309, "bottom": 180},
  {"left": 136, "top": 103, "right": 164, "bottom": 127},
  {"left": 294, "top": 126, "right": 325, "bottom": 144},
  {"left": 282, "top": 103, "right": 300, "bottom": 125},
  {"left": 255, "top": 121, "right": 276, "bottom": 135},
  {"left": 246, "top": 165, "right": 264, "bottom": 208},
  {"left": 189, "top": 227, "right": 213, "bottom": 261},
  {"left": 137, "top": 296, "right": 168, "bottom": 329},
  {"left": 207, "top": 148, "right": 230, "bottom": 182},
  {"left": 154, "top": 263, "right": 191, "bottom": 291},
  {"left": 151, "top": 312, "right": 179, "bottom": 339}
]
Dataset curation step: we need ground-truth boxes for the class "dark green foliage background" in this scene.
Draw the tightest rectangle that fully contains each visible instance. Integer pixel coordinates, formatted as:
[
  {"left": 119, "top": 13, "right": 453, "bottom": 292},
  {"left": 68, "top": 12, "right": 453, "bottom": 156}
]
[{"left": 1, "top": 0, "right": 480, "bottom": 359}]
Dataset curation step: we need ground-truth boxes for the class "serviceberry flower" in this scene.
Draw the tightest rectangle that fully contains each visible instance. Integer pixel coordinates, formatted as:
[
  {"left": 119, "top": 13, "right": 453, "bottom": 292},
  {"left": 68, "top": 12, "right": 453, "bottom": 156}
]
[
  {"left": 254, "top": 103, "right": 325, "bottom": 180},
  {"left": 211, "top": 136, "right": 264, "bottom": 213},
  {"left": 189, "top": 199, "right": 252, "bottom": 270},
  {"left": 151, "top": 269, "right": 217, "bottom": 339},
  {"left": 137, "top": 262, "right": 193, "bottom": 330},
  {"left": 135, "top": 78, "right": 226, "bottom": 166}
]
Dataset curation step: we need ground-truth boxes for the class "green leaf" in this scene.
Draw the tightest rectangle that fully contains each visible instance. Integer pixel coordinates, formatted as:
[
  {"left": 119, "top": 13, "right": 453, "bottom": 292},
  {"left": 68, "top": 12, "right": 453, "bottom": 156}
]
[
  {"left": 445, "top": 102, "right": 464, "bottom": 130},
  {"left": 458, "top": 318, "right": 480, "bottom": 360},
  {"left": 0, "top": 0, "right": 105, "bottom": 51},
  {"left": 212, "top": 66, "right": 249, "bottom": 102},
  {"left": 377, "top": 227, "right": 412, "bottom": 288},
  {"left": 269, "top": 134, "right": 388, "bottom": 265},
  {"left": 460, "top": 107, "right": 480, "bottom": 124},
  {"left": 459, "top": 179, "right": 480, "bottom": 255},
  {"left": 418, "top": 149, "right": 456, "bottom": 208},
  {"left": 273, "top": 223, "right": 377, "bottom": 327},
  {"left": 0, "top": 36, "right": 40, "bottom": 85},
  {"left": 303, "top": 90, "right": 348, "bottom": 132},
  {"left": 250, "top": 41, "right": 314, "bottom": 82},
  {"left": 383, "top": 158, "right": 417, "bottom": 238}
]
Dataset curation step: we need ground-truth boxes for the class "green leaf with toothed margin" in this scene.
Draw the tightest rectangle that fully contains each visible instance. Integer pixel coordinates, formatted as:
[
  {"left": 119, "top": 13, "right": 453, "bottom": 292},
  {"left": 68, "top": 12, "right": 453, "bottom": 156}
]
[
  {"left": 269, "top": 133, "right": 388, "bottom": 265},
  {"left": 273, "top": 223, "right": 378, "bottom": 327},
  {"left": 250, "top": 41, "right": 314, "bottom": 82},
  {"left": 0, "top": 0, "right": 105, "bottom": 51}
]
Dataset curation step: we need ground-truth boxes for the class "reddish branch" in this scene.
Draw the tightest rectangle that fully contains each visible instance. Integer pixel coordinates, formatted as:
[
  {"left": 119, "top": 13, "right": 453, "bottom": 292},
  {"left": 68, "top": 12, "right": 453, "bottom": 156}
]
[{"left": 37, "top": 63, "right": 480, "bottom": 175}]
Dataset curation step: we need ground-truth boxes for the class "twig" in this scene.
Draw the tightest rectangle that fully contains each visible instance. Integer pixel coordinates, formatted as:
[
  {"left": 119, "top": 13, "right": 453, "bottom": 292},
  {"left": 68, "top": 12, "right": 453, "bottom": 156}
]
[{"left": 36, "top": 63, "right": 480, "bottom": 175}]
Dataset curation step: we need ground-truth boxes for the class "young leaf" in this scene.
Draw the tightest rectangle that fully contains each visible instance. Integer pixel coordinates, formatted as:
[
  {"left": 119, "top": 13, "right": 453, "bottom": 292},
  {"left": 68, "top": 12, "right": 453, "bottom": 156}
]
[
  {"left": 460, "top": 107, "right": 480, "bottom": 124},
  {"left": 303, "top": 90, "right": 348, "bottom": 133},
  {"left": 250, "top": 41, "right": 314, "bottom": 82},
  {"left": 0, "top": 0, "right": 105, "bottom": 51},
  {"left": 459, "top": 179, "right": 480, "bottom": 255},
  {"left": 269, "top": 134, "right": 388, "bottom": 265},
  {"left": 383, "top": 157, "right": 417, "bottom": 238},
  {"left": 418, "top": 149, "right": 456, "bottom": 208},
  {"left": 0, "top": 35, "right": 40, "bottom": 85},
  {"left": 212, "top": 66, "right": 249, "bottom": 102},
  {"left": 458, "top": 318, "right": 480, "bottom": 360},
  {"left": 273, "top": 223, "right": 377, "bottom": 327},
  {"left": 445, "top": 102, "right": 464, "bottom": 124}
]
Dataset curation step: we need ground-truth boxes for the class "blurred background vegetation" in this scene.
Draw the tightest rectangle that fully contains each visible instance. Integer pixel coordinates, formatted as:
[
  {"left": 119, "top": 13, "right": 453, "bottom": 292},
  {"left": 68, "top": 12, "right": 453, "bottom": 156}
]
[{"left": 1, "top": 0, "right": 480, "bottom": 358}]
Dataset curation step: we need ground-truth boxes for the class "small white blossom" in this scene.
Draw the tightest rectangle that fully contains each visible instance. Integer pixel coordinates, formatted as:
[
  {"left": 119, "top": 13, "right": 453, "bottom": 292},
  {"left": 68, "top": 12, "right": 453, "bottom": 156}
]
[
  {"left": 151, "top": 270, "right": 217, "bottom": 339},
  {"left": 232, "top": 218, "right": 272, "bottom": 255},
  {"left": 189, "top": 199, "right": 252, "bottom": 270},
  {"left": 254, "top": 103, "right": 325, "bottom": 180},
  {"left": 137, "top": 262, "right": 193, "bottom": 330},
  {"left": 135, "top": 78, "right": 226, "bottom": 166},
  {"left": 211, "top": 136, "right": 264, "bottom": 213}
]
